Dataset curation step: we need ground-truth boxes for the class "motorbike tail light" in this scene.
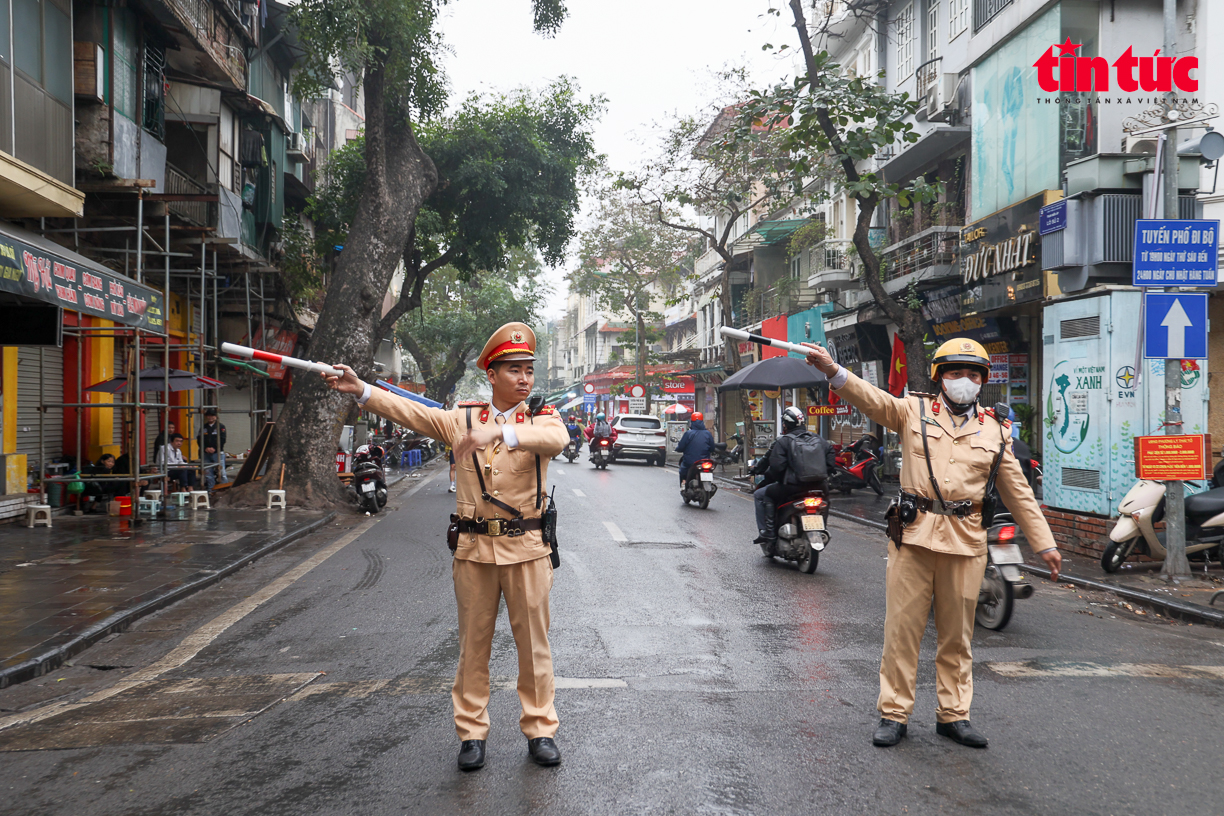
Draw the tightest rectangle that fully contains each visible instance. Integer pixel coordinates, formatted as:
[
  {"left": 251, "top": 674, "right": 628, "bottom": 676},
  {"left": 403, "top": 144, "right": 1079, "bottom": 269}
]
[
  {"left": 803, "top": 497, "right": 824, "bottom": 514},
  {"left": 600, "top": 439, "right": 609, "bottom": 446},
  {"left": 997, "top": 525, "right": 1016, "bottom": 541},
  {"left": 700, "top": 462, "right": 713, "bottom": 471}
]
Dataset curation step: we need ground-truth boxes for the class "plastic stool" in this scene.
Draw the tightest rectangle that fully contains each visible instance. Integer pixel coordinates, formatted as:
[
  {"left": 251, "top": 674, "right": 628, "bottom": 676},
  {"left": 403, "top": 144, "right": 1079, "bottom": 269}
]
[
  {"left": 170, "top": 492, "right": 190, "bottom": 507},
  {"left": 188, "top": 491, "right": 211, "bottom": 510},
  {"left": 266, "top": 489, "right": 287, "bottom": 510},
  {"left": 26, "top": 504, "right": 52, "bottom": 528},
  {"left": 145, "top": 490, "right": 162, "bottom": 503},
  {"left": 406, "top": 449, "right": 423, "bottom": 468},
  {"left": 137, "top": 497, "right": 159, "bottom": 517}
]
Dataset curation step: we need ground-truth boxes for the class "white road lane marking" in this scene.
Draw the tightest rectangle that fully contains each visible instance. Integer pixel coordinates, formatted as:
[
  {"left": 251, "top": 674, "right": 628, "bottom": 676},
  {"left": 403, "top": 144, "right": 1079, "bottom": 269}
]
[
  {"left": 988, "top": 661, "right": 1224, "bottom": 680},
  {"left": 603, "top": 521, "right": 627, "bottom": 541},
  {"left": 572, "top": 488, "right": 586, "bottom": 497},
  {"left": 0, "top": 473, "right": 440, "bottom": 733},
  {"left": 555, "top": 468, "right": 564, "bottom": 475}
]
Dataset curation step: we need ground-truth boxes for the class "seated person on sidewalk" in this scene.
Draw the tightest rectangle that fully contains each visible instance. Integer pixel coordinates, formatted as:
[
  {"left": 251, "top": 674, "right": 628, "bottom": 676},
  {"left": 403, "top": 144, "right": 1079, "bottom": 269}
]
[
  {"left": 81, "top": 454, "right": 118, "bottom": 514},
  {"left": 156, "top": 433, "right": 197, "bottom": 491},
  {"left": 153, "top": 420, "right": 175, "bottom": 453}
]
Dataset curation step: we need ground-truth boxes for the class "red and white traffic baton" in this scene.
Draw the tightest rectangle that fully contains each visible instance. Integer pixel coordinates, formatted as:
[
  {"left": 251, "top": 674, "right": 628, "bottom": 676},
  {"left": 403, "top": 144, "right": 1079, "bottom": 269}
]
[
  {"left": 720, "top": 326, "right": 818, "bottom": 357},
  {"left": 220, "top": 342, "right": 344, "bottom": 377}
]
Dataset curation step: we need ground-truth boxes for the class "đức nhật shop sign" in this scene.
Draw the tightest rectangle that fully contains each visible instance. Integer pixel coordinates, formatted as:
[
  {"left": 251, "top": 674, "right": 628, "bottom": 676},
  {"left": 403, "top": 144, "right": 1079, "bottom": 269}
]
[{"left": 0, "top": 229, "right": 165, "bottom": 331}]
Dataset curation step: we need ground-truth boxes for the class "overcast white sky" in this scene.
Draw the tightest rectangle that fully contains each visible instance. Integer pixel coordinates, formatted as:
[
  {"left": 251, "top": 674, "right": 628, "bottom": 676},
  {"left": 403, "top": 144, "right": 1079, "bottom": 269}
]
[{"left": 437, "top": 0, "right": 798, "bottom": 319}]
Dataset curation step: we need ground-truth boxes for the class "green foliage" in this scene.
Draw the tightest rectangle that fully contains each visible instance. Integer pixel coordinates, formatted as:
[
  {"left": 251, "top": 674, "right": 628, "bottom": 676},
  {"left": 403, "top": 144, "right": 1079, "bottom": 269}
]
[
  {"left": 278, "top": 217, "right": 327, "bottom": 301},
  {"left": 732, "top": 50, "right": 941, "bottom": 211},
  {"left": 785, "top": 219, "right": 828, "bottom": 259},
  {"left": 304, "top": 80, "right": 601, "bottom": 279}
]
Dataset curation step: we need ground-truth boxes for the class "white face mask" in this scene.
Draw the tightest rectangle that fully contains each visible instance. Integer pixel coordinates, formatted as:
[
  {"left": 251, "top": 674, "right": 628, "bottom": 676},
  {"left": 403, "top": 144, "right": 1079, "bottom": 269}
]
[{"left": 942, "top": 376, "right": 981, "bottom": 405}]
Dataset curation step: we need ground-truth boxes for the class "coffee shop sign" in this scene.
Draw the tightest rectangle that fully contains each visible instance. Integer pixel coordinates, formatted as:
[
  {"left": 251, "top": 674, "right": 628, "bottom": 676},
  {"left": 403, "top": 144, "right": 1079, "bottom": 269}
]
[{"left": 961, "top": 229, "right": 1036, "bottom": 284}]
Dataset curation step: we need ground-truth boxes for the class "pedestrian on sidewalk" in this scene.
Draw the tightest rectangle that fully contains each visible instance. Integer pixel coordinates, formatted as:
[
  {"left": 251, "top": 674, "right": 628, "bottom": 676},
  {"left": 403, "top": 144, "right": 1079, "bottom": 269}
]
[
  {"left": 804, "top": 337, "right": 1061, "bottom": 750},
  {"left": 323, "top": 322, "right": 568, "bottom": 773},
  {"left": 198, "top": 409, "right": 227, "bottom": 490}
]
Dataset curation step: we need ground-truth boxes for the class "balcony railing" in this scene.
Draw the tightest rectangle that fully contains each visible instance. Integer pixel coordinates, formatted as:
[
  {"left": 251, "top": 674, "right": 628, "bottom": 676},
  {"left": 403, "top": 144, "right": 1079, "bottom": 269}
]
[
  {"left": 165, "top": 163, "right": 211, "bottom": 227},
  {"left": 916, "top": 57, "right": 942, "bottom": 99},
  {"left": 973, "top": 0, "right": 1014, "bottom": 32},
  {"left": 880, "top": 226, "right": 960, "bottom": 283}
]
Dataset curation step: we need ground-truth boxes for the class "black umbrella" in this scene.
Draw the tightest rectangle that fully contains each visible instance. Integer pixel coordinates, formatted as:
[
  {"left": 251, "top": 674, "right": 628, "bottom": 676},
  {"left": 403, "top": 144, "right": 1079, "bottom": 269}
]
[
  {"left": 717, "top": 356, "right": 827, "bottom": 392},
  {"left": 84, "top": 367, "right": 228, "bottom": 393}
]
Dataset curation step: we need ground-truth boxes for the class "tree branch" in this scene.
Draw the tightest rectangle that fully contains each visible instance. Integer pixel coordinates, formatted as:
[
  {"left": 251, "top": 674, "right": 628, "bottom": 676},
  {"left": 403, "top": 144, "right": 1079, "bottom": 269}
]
[{"left": 375, "top": 244, "right": 457, "bottom": 342}]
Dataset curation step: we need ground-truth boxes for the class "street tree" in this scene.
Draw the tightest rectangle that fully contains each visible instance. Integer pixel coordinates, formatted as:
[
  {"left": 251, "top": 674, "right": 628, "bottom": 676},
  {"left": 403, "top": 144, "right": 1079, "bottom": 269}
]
[
  {"left": 225, "top": 0, "right": 574, "bottom": 508},
  {"left": 734, "top": 0, "right": 940, "bottom": 392},
  {"left": 568, "top": 191, "right": 691, "bottom": 411},
  {"left": 397, "top": 254, "right": 549, "bottom": 404}
]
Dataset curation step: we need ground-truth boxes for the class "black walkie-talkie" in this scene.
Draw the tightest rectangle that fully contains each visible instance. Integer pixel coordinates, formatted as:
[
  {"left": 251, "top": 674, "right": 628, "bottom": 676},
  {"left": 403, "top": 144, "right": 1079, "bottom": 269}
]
[{"left": 542, "top": 485, "right": 559, "bottom": 569}]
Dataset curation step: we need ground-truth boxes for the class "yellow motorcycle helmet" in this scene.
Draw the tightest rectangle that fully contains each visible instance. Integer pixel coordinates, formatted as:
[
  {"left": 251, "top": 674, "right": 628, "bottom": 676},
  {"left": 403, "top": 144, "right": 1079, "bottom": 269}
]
[{"left": 929, "top": 338, "right": 991, "bottom": 382}]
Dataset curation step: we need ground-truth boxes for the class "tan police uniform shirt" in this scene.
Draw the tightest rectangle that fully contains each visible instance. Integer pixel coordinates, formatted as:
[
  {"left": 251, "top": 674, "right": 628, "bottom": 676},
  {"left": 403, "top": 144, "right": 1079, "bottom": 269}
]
[
  {"left": 362, "top": 387, "right": 569, "bottom": 565},
  {"left": 832, "top": 370, "right": 1056, "bottom": 556}
]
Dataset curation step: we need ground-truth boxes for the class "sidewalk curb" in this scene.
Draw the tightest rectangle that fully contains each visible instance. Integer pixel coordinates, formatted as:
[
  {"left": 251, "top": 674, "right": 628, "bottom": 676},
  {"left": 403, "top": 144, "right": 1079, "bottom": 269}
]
[
  {"left": 0, "top": 511, "right": 338, "bottom": 689},
  {"left": 820, "top": 501, "right": 1224, "bottom": 628}
]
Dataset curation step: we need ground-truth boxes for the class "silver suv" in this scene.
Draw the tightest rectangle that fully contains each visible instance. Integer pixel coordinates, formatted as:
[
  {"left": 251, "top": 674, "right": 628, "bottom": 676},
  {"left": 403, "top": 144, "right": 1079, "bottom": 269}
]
[{"left": 609, "top": 414, "right": 666, "bottom": 466}]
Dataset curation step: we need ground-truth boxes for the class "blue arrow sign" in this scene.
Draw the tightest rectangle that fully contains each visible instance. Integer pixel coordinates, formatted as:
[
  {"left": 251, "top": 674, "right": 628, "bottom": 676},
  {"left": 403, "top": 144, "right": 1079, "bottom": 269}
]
[{"left": 1144, "top": 293, "right": 1209, "bottom": 359}]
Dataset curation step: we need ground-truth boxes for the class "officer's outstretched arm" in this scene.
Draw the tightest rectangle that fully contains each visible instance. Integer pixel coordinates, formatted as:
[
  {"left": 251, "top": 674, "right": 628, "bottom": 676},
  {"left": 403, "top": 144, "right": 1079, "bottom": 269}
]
[
  {"left": 363, "top": 387, "right": 459, "bottom": 445},
  {"left": 830, "top": 370, "right": 910, "bottom": 432},
  {"left": 994, "top": 443, "right": 1058, "bottom": 554}
]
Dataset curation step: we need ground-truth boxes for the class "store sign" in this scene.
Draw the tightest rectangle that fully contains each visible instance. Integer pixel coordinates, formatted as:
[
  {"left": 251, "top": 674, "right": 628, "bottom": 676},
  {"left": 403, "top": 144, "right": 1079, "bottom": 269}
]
[
  {"left": 1133, "top": 434, "right": 1211, "bottom": 480},
  {"left": 252, "top": 327, "right": 298, "bottom": 380},
  {"left": 961, "top": 231, "right": 1036, "bottom": 283},
  {"left": 660, "top": 378, "right": 694, "bottom": 393},
  {"left": 989, "top": 354, "right": 1010, "bottom": 382},
  {"left": 807, "top": 405, "right": 852, "bottom": 416},
  {"left": 961, "top": 193, "right": 1048, "bottom": 315},
  {"left": 0, "top": 230, "right": 164, "bottom": 330}
]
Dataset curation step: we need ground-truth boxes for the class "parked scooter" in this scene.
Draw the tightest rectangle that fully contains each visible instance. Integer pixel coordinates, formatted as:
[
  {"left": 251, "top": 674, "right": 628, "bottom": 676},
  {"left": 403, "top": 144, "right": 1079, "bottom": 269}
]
[
  {"left": 762, "top": 489, "right": 831, "bottom": 574},
  {"left": 710, "top": 433, "right": 744, "bottom": 467},
  {"left": 590, "top": 437, "right": 614, "bottom": 470},
  {"left": 975, "top": 511, "right": 1035, "bottom": 629},
  {"left": 828, "top": 433, "right": 884, "bottom": 495},
  {"left": 563, "top": 439, "right": 581, "bottom": 463},
  {"left": 680, "top": 459, "right": 719, "bottom": 508},
  {"left": 1104, "top": 463, "right": 1224, "bottom": 573},
  {"left": 351, "top": 444, "right": 388, "bottom": 514}
]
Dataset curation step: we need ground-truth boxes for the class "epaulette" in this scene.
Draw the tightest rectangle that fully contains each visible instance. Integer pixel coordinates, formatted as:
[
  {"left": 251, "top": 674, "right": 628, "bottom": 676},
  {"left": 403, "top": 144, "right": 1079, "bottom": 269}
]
[
  {"left": 534, "top": 404, "right": 556, "bottom": 415},
  {"left": 457, "top": 400, "right": 488, "bottom": 407},
  {"left": 981, "top": 407, "right": 1012, "bottom": 428},
  {"left": 909, "top": 390, "right": 936, "bottom": 398}
]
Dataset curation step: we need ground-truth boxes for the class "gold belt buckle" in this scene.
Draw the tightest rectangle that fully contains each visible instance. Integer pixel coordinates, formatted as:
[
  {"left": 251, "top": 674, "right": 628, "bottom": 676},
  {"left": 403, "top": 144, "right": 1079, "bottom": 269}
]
[{"left": 486, "top": 518, "right": 503, "bottom": 536}]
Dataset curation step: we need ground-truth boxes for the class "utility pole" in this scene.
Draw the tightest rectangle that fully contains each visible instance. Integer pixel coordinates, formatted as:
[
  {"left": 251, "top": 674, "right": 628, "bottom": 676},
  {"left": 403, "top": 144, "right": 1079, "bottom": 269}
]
[{"left": 1161, "top": 0, "right": 1191, "bottom": 578}]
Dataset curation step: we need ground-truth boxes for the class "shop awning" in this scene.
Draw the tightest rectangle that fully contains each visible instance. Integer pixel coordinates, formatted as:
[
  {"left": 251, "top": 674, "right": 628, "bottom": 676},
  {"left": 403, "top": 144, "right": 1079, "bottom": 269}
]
[
  {"left": 0, "top": 220, "right": 166, "bottom": 331},
  {"left": 731, "top": 218, "right": 810, "bottom": 251}
]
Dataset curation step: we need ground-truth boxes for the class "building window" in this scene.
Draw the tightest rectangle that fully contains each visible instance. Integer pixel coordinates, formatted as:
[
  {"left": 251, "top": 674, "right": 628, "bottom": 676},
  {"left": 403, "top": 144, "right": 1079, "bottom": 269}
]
[
  {"left": 973, "top": 0, "right": 1013, "bottom": 33},
  {"left": 895, "top": 4, "right": 915, "bottom": 80},
  {"left": 949, "top": 0, "right": 968, "bottom": 39},
  {"left": 926, "top": 1, "right": 939, "bottom": 62}
]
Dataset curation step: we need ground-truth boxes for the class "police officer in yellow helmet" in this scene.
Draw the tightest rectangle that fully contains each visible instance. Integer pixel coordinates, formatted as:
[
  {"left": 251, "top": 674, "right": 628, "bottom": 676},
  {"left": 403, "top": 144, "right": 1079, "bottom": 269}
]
[{"left": 804, "top": 337, "right": 1060, "bottom": 749}]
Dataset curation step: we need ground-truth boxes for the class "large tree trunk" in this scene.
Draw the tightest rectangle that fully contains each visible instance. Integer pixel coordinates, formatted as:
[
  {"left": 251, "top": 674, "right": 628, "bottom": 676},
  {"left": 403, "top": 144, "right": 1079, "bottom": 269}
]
[{"left": 221, "top": 61, "right": 438, "bottom": 508}]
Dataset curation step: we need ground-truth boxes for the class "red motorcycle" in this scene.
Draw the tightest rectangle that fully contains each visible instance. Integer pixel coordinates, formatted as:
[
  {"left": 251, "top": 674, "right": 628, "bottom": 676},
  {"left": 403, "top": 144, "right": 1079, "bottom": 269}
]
[{"left": 829, "top": 433, "right": 883, "bottom": 496}]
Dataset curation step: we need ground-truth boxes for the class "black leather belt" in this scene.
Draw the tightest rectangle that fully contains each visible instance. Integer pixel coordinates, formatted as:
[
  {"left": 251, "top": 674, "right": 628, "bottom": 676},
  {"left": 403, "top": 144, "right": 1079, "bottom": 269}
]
[
  {"left": 902, "top": 491, "right": 982, "bottom": 518},
  {"left": 456, "top": 517, "right": 542, "bottom": 537}
]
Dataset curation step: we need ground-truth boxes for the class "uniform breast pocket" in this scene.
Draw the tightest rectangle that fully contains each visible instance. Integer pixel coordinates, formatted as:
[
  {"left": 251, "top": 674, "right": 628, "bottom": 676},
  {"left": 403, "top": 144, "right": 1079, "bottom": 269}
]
[
  {"left": 505, "top": 446, "right": 536, "bottom": 474},
  {"left": 908, "top": 421, "right": 943, "bottom": 457},
  {"left": 968, "top": 435, "right": 1003, "bottom": 472}
]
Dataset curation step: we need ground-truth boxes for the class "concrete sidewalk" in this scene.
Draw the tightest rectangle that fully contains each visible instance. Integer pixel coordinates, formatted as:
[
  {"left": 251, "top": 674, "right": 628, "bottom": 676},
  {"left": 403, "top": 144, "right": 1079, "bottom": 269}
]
[
  {"left": 713, "top": 471, "right": 1224, "bottom": 627},
  {"left": 0, "top": 504, "right": 339, "bottom": 688}
]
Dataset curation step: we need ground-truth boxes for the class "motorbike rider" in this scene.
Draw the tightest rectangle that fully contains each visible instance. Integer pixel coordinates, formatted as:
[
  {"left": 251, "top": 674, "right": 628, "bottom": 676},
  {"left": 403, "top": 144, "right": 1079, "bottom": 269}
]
[
  {"left": 585, "top": 412, "right": 617, "bottom": 459},
  {"left": 564, "top": 414, "right": 584, "bottom": 455},
  {"left": 752, "top": 406, "right": 835, "bottom": 553},
  {"left": 675, "top": 412, "right": 715, "bottom": 486},
  {"left": 803, "top": 337, "right": 1061, "bottom": 750}
]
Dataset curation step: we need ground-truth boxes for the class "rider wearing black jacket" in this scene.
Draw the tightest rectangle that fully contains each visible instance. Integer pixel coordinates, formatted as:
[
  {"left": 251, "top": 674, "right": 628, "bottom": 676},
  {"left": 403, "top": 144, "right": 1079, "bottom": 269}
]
[{"left": 753, "top": 406, "right": 834, "bottom": 552}]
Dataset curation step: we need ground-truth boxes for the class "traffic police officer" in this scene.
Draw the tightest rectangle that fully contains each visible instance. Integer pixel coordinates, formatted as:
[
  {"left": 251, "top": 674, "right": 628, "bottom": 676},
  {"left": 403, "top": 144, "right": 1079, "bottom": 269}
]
[
  {"left": 324, "top": 322, "right": 569, "bottom": 771},
  {"left": 804, "top": 338, "right": 1062, "bottom": 749}
]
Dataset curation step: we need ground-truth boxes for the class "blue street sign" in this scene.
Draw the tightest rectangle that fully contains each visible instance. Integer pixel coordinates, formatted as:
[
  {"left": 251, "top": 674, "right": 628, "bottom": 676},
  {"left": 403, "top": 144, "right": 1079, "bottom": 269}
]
[
  {"left": 583, "top": 394, "right": 596, "bottom": 408},
  {"left": 1039, "top": 200, "right": 1067, "bottom": 235},
  {"left": 1133, "top": 219, "right": 1220, "bottom": 286},
  {"left": 1144, "top": 292, "right": 1209, "bottom": 359}
]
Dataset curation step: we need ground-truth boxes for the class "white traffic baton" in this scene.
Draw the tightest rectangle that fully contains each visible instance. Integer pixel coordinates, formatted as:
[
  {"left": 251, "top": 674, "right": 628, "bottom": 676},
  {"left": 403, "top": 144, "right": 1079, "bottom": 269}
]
[{"left": 220, "top": 342, "right": 344, "bottom": 377}]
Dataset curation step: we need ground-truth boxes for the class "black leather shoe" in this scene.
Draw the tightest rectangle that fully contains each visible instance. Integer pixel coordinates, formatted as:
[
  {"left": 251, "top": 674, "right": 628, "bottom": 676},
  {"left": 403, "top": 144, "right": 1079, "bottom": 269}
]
[
  {"left": 457, "top": 739, "right": 486, "bottom": 770},
  {"left": 936, "top": 720, "right": 988, "bottom": 748},
  {"left": 527, "top": 736, "right": 561, "bottom": 766},
  {"left": 872, "top": 718, "right": 907, "bottom": 747}
]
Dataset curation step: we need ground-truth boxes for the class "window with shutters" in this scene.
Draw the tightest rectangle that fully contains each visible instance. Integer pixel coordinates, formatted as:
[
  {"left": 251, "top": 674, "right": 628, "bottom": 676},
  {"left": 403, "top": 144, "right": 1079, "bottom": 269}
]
[
  {"left": 926, "top": 1, "right": 939, "bottom": 62},
  {"left": 895, "top": 4, "right": 915, "bottom": 80},
  {"left": 948, "top": 0, "right": 968, "bottom": 40}
]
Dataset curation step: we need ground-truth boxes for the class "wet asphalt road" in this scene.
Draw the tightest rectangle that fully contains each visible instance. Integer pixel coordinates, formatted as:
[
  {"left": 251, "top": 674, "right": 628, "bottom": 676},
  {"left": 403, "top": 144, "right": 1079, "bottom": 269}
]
[{"left": 2, "top": 459, "right": 1224, "bottom": 816}]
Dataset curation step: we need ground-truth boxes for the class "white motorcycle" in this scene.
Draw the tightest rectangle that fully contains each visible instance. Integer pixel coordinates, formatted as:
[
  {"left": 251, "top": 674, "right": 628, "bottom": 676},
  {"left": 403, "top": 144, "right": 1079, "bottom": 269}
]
[{"left": 1105, "top": 475, "right": 1224, "bottom": 573}]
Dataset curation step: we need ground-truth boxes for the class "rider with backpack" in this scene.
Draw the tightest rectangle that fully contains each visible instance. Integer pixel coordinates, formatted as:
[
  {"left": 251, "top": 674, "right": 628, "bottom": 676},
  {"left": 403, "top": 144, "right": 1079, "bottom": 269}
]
[
  {"left": 585, "top": 412, "right": 617, "bottom": 461},
  {"left": 752, "top": 406, "right": 835, "bottom": 553}
]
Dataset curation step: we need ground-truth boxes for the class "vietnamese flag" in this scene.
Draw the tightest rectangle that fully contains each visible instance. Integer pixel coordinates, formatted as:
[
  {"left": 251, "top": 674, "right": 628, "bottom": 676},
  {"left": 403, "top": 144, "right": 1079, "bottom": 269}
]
[{"left": 888, "top": 333, "right": 907, "bottom": 396}]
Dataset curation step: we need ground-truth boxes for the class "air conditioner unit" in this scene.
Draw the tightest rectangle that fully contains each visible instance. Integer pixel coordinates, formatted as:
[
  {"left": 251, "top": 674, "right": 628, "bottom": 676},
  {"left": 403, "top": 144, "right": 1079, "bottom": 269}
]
[
  {"left": 925, "top": 73, "right": 959, "bottom": 122},
  {"left": 287, "top": 131, "right": 311, "bottom": 159}
]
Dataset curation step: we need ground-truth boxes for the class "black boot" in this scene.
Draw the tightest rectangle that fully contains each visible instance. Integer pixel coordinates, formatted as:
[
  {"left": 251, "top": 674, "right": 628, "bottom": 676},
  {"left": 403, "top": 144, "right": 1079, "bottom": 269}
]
[
  {"left": 457, "top": 739, "right": 486, "bottom": 770},
  {"left": 760, "top": 498, "right": 778, "bottom": 553}
]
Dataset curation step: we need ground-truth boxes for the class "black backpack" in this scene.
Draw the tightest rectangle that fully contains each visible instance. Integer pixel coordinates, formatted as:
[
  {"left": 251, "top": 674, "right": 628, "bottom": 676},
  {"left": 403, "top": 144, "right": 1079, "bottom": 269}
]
[{"left": 788, "top": 431, "right": 830, "bottom": 484}]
